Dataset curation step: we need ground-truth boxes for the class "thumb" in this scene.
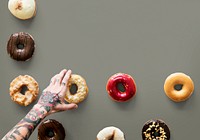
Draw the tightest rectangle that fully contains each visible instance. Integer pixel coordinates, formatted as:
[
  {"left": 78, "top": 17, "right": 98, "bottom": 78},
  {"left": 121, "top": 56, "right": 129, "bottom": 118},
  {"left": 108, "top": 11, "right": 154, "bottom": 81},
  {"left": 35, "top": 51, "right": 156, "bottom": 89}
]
[{"left": 55, "top": 103, "right": 78, "bottom": 111}]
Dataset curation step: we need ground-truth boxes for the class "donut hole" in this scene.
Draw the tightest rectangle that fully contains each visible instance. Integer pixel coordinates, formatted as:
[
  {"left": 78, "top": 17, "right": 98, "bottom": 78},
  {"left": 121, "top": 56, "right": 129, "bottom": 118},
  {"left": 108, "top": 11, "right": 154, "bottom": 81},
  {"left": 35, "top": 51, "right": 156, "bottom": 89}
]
[
  {"left": 174, "top": 84, "right": 183, "bottom": 91},
  {"left": 108, "top": 135, "right": 114, "bottom": 140},
  {"left": 20, "top": 85, "right": 28, "bottom": 95},
  {"left": 17, "top": 44, "right": 24, "bottom": 49},
  {"left": 153, "top": 131, "right": 160, "bottom": 137},
  {"left": 117, "top": 83, "right": 126, "bottom": 92},
  {"left": 70, "top": 84, "right": 78, "bottom": 94},
  {"left": 45, "top": 128, "right": 55, "bottom": 138}
]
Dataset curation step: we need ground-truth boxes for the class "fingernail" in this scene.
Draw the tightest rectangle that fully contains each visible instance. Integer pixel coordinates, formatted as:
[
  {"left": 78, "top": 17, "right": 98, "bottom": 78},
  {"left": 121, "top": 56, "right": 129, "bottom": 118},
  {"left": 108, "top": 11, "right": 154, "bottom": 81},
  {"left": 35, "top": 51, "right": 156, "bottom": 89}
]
[{"left": 75, "top": 105, "right": 78, "bottom": 108}]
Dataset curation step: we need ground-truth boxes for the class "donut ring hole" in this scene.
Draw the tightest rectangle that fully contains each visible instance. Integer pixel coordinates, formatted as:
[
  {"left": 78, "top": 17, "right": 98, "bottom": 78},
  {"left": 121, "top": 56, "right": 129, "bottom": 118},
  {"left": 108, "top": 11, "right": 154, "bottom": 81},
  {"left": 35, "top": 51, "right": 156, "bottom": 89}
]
[
  {"left": 70, "top": 83, "right": 78, "bottom": 95},
  {"left": 20, "top": 85, "right": 28, "bottom": 95},
  {"left": 174, "top": 84, "right": 183, "bottom": 91},
  {"left": 153, "top": 131, "right": 160, "bottom": 138},
  {"left": 108, "top": 136, "right": 114, "bottom": 140},
  {"left": 17, "top": 44, "right": 24, "bottom": 49},
  {"left": 45, "top": 128, "right": 55, "bottom": 138},
  {"left": 117, "top": 82, "right": 126, "bottom": 92}
]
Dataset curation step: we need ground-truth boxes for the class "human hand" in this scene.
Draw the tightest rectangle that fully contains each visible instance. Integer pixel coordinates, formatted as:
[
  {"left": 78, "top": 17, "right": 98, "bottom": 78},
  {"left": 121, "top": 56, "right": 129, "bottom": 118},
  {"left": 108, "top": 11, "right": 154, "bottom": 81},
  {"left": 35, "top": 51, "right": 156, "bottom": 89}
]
[
  {"left": 36, "top": 69, "right": 78, "bottom": 115},
  {"left": 2, "top": 69, "right": 78, "bottom": 140}
]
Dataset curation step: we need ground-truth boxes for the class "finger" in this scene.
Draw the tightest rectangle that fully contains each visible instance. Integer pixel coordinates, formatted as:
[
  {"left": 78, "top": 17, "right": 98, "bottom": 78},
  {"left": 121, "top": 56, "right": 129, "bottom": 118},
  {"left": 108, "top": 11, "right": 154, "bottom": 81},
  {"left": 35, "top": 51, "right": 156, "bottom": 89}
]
[
  {"left": 50, "top": 74, "right": 59, "bottom": 86},
  {"left": 55, "top": 69, "right": 67, "bottom": 86},
  {"left": 61, "top": 70, "right": 72, "bottom": 90},
  {"left": 44, "top": 74, "right": 59, "bottom": 92},
  {"left": 54, "top": 103, "right": 78, "bottom": 111}
]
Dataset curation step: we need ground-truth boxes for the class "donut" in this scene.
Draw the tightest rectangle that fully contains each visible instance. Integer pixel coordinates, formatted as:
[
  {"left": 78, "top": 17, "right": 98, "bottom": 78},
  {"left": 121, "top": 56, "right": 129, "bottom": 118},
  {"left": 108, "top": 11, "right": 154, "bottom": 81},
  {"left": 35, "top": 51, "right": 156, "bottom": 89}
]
[
  {"left": 106, "top": 73, "right": 136, "bottom": 102},
  {"left": 8, "top": 0, "right": 36, "bottom": 20},
  {"left": 7, "top": 32, "right": 35, "bottom": 61},
  {"left": 9, "top": 75, "right": 39, "bottom": 106},
  {"left": 142, "top": 119, "right": 170, "bottom": 140},
  {"left": 38, "top": 119, "right": 66, "bottom": 140},
  {"left": 97, "top": 126, "right": 125, "bottom": 140},
  {"left": 65, "top": 74, "right": 89, "bottom": 104},
  {"left": 164, "top": 72, "right": 194, "bottom": 102}
]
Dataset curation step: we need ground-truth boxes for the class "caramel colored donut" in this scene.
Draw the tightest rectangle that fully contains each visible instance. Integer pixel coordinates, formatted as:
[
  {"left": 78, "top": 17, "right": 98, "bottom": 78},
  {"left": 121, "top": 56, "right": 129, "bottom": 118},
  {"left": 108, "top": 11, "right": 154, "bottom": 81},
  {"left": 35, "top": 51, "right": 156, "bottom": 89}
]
[
  {"left": 9, "top": 75, "right": 39, "bottom": 106},
  {"left": 38, "top": 119, "right": 66, "bottom": 140},
  {"left": 142, "top": 119, "right": 170, "bottom": 140},
  {"left": 7, "top": 32, "right": 35, "bottom": 61},
  {"left": 97, "top": 126, "right": 125, "bottom": 140},
  {"left": 106, "top": 73, "right": 136, "bottom": 102},
  {"left": 65, "top": 74, "right": 88, "bottom": 104},
  {"left": 164, "top": 72, "right": 194, "bottom": 102},
  {"left": 8, "top": 0, "right": 36, "bottom": 20}
]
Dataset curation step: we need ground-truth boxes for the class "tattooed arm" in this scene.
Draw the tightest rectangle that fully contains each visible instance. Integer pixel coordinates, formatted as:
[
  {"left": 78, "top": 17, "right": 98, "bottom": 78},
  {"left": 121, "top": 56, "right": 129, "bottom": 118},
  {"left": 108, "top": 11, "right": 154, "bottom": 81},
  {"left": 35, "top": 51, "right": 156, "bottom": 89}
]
[{"left": 2, "top": 69, "right": 78, "bottom": 140}]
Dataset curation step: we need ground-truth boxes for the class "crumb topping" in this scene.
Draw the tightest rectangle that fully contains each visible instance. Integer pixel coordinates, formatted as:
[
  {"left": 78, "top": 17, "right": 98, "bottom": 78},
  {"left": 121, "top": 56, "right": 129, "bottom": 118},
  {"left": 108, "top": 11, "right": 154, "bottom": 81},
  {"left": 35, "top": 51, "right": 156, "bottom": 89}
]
[{"left": 143, "top": 121, "right": 167, "bottom": 140}]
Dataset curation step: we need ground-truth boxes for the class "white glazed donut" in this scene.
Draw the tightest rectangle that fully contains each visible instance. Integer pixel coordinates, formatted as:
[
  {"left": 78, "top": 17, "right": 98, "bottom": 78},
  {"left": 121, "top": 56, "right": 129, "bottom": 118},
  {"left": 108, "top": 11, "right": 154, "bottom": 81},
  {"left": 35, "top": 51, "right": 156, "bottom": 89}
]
[
  {"left": 97, "top": 126, "right": 125, "bottom": 140},
  {"left": 8, "top": 0, "right": 36, "bottom": 20}
]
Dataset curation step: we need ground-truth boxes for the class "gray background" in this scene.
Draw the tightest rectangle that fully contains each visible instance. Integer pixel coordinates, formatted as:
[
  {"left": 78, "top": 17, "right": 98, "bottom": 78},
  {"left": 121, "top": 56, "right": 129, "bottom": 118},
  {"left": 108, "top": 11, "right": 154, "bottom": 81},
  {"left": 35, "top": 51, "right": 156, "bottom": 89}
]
[{"left": 1, "top": 0, "right": 200, "bottom": 139}]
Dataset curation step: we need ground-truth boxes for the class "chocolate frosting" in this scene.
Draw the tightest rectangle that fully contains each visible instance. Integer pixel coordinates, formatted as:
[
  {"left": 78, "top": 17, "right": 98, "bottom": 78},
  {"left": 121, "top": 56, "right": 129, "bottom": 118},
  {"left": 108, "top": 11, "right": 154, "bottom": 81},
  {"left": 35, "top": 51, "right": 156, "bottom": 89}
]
[
  {"left": 142, "top": 119, "right": 170, "bottom": 140},
  {"left": 7, "top": 32, "right": 35, "bottom": 61},
  {"left": 38, "top": 119, "right": 66, "bottom": 140}
]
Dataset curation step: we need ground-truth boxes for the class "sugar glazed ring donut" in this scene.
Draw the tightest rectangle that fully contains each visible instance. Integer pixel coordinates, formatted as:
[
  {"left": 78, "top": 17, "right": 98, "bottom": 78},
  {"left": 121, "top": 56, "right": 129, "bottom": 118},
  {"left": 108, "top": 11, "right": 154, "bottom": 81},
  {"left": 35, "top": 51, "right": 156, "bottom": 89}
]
[
  {"left": 97, "top": 126, "right": 125, "bottom": 140},
  {"left": 38, "top": 119, "right": 66, "bottom": 140},
  {"left": 65, "top": 74, "right": 89, "bottom": 104},
  {"left": 9, "top": 75, "right": 39, "bottom": 106},
  {"left": 7, "top": 32, "right": 35, "bottom": 61},
  {"left": 8, "top": 0, "right": 36, "bottom": 20},
  {"left": 106, "top": 73, "right": 136, "bottom": 102},
  {"left": 164, "top": 72, "right": 194, "bottom": 102},
  {"left": 142, "top": 119, "right": 170, "bottom": 140}
]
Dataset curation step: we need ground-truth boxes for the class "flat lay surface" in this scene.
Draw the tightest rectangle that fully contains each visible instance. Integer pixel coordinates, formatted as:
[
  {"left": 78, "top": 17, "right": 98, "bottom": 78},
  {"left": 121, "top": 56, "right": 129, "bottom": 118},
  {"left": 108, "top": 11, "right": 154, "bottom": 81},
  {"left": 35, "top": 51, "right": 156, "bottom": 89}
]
[{"left": 1, "top": 0, "right": 200, "bottom": 139}]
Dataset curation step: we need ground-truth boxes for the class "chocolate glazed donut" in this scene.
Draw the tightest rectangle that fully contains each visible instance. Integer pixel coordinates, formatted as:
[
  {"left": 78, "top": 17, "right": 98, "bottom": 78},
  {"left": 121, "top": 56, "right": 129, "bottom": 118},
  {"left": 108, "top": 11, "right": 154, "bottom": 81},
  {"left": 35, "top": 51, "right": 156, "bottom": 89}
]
[
  {"left": 142, "top": 119, "right": 170, "bottom": 140},
  {"left": 7, "top": 32, "right": 35, "bottom": 61},
  {"left": 38, "top": 119, "right": 66, "bottom": 140}
]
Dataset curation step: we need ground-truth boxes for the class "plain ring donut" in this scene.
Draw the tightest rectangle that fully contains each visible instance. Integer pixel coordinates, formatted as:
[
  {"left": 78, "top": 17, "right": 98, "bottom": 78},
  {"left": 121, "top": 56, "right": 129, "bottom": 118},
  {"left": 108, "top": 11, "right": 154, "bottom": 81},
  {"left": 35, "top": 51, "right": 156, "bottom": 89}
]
[
  {"left": 38, "top": 119, "right": 66, "bottom": 140},
  {"left": 9, "top": 75, "right": 39, "bottom": 106},
  {"left": 106, "top": 73, "right": 136, "bottom": 102},
  {"left": 97, "top": 126, "right": 125, "bottom": 140},
  {"left": 164, "top": 72, "right": 194, "bottom": 102},
  {"left": 7, "top": 32, "right": 35, "bottom": 61},
  {"left": 65, "top": 74, "right": 88, "bottom": 104},
  {"left": 142, "top": 119, "right": 170, "bottom": 140}
]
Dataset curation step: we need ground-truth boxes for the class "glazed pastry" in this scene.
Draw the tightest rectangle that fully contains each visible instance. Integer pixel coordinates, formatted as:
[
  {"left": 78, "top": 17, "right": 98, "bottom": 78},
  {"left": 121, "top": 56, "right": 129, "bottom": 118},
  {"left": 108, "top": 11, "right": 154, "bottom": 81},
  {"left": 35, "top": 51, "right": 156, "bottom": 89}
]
[
  {"left": 9, "top": 75, "right": 39, "bottom": 106},
  {"left": 97, "top": 126, "right": 125, "bottom": 140},
  {"left": 38, "top": 119, "right": 66, "bottom": 140},
  {"left": 8, "top": 0, "right": 36, "bottom": 20},
  {"left": 7, "top": 32, "right": 35, "bottom": 61},
  {"left": 106, "top": 73, "right": 136, "bottom": 102},
  {"left": 65, "top": 74, "right": 89, "bottom": 104},
  {"left": 142, "top": 119, "right": 170, "bottom": 140},
  {"left": 164, "top": 72, "right": 194, "bottom": 102}
]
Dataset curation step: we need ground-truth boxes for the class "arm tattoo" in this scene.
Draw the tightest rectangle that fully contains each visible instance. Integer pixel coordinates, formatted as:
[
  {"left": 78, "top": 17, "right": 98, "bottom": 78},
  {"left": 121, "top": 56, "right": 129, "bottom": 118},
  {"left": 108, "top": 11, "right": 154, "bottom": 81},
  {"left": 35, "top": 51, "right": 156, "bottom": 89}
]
[{"left": 2, "top": 91, "right": 62, "bottom": 140}]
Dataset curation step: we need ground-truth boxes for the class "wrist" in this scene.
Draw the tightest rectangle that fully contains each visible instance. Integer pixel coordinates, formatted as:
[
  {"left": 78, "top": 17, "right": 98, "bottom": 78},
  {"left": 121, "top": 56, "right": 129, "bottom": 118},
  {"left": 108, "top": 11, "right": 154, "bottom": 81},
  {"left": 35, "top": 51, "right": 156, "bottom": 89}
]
[{"left": 32, "top": 104, "right": 49, "bottom": 119}]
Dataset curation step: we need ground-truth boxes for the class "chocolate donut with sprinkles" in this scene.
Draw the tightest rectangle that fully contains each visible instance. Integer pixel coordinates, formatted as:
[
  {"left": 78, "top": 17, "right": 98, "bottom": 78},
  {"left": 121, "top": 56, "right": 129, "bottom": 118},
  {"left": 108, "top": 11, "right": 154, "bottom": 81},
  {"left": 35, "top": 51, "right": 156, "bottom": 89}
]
[{"left": 142, "top": 119, "right": 170, "bottom": 140}]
